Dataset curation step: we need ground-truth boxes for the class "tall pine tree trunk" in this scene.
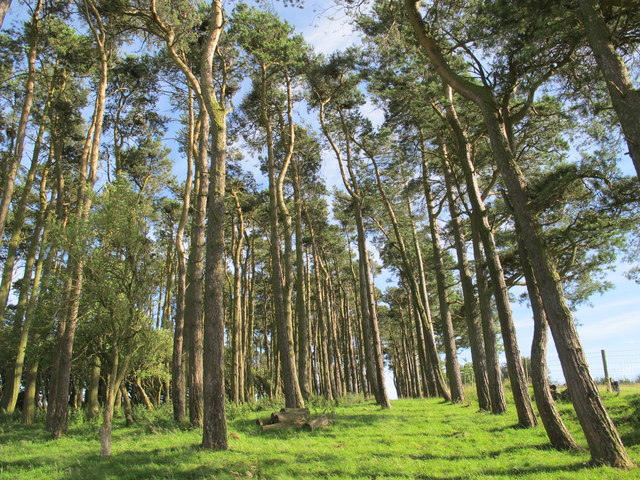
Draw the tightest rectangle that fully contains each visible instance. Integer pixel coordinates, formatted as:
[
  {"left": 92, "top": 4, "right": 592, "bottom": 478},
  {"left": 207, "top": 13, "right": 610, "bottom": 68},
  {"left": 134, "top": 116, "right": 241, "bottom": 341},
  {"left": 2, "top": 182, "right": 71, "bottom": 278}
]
[
  {"left": 435, "top": 152, "right": 490, "bottom": 410},
  {"left": 47, "top": 4, "right": 108, "bottom": 436},
  {"left": 577, "top": 0, "right": 640, "bottom": 177}
]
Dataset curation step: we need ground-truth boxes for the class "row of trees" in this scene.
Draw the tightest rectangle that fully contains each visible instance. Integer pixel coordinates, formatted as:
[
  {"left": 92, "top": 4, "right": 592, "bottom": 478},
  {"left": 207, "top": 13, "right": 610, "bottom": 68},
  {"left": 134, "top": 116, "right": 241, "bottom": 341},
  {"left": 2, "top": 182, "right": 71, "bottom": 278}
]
[{"left": 0, "top": 0, "right": 638, "bottom": 468}]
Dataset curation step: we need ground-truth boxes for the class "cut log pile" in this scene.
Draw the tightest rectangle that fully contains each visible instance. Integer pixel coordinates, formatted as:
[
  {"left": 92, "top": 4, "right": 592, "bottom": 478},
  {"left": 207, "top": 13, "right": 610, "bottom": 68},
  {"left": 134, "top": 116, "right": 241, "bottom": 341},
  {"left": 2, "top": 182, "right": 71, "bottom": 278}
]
[{"left": 256, "top": 408, "right": 331, "bottom": 432}]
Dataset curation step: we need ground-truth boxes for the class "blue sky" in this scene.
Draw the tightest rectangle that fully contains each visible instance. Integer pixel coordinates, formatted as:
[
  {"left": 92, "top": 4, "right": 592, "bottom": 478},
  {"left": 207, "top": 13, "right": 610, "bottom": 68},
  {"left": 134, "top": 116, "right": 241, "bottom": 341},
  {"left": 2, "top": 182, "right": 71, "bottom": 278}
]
[
  {"left": 5, "top": 0, "right": 637, "bottom": 392},
  {"left": 267, "top": 0, "right": 640, "bottom": 389}
]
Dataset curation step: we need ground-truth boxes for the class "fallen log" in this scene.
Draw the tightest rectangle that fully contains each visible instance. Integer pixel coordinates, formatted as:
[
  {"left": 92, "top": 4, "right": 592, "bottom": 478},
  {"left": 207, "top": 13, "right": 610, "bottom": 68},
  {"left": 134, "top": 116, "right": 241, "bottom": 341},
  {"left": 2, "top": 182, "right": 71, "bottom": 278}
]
[
  {"left": 303, "top": 415, "right": 331, "bottom": 431},
  {"left": 279, "top": 407, "right": 310, "bottom": 414},
  {"left": 262, "top": 420, "right": 305, "bottom": 431},
  {"left": 270, "top": 410, "right": 310, "bottom": 424}
]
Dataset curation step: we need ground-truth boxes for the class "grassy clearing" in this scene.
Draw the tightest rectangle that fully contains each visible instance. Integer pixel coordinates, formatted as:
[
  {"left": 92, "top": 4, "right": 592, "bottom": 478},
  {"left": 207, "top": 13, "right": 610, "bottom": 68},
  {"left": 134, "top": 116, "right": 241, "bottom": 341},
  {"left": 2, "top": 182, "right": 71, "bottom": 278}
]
[{"left": 1, "top": 387, "right": 639, "bottom": 479}]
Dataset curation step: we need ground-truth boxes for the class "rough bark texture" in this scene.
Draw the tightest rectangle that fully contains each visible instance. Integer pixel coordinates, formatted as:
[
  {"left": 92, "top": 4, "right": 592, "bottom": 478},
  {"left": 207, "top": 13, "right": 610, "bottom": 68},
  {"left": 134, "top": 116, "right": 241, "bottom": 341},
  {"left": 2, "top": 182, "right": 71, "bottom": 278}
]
[
  {"left": 577, "top": 0, "right": 640, "bottom": 177},
  {"left": 471, "top": 230, "right": 507, "bottom": 414},
  {"left": 423, "top": 172, "right": 465, "bottom": 403},
  {"left": 404, "top": 0, "right": 632, "bottom": 464},
  {"left": 436, "top": 154, "right": 490, "bottom": 411},
  {"left": 200, "top": 0, "right": 228, "bottom": 449},
  {"left": 440, "top": 86, "right": 531, "bottom": 424},
  {"left": 483, "top": 107, "right": 631, "bottom": 466},
  {"left": 515, "top": 231, "right": 579, "bottom": 451},
  {"left": 185, "top": 112, "right": 208, "bottom": 427}
]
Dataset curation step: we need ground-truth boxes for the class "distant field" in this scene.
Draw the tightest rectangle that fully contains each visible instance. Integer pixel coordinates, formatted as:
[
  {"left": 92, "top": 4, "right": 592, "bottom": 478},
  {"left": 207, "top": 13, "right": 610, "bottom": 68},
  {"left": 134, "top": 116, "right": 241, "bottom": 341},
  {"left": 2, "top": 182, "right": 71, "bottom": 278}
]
[{"left": 1, "top": 387, "right": 639, "bottom": 479}]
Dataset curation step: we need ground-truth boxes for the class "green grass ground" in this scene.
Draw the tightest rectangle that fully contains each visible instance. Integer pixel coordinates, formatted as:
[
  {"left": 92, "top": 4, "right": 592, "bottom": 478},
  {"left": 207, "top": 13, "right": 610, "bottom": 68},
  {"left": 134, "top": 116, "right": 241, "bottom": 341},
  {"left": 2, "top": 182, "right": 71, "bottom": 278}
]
[{"left": 1, "top": 387, "right": 639, "bottom": 479}]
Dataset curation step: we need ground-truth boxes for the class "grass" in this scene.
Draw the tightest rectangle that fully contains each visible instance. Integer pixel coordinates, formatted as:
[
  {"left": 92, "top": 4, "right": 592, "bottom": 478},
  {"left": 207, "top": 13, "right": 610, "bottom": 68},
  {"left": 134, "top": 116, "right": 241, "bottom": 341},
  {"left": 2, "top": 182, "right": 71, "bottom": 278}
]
[{"left": 1, "top": 387, "right": 639, "bottom": 479}]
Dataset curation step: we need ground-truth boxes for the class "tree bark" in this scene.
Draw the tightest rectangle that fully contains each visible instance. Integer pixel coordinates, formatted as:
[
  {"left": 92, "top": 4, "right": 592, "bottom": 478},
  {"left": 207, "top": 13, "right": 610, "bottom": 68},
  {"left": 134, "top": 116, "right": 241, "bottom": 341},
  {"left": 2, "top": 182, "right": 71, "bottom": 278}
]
[
  {"left": 0, "top": 0, "right": 11, "bottom": 28},
  {"left": 436, "top": 151, "right": 490, "bottom": 410},
  {"left": 171, "top": 89, "right": 194, "bottom": 424},
  {"left": 87, "top": 355, "right": 101, "bottom": 418},
  {"left": 120, "top": 384, "right": 133, "bottom": 427},
  {"left": 185, "top": 111, "right": 208, "bottom": 427},
  {"left": 513, "top": 224, "right": 579, "bottom": 451},
  {"left": 293, "top": 161, "right": 311, "bottom": 400},
  {"left": 100, "top": 348, "right": 131, "bottom": 457},
  {"left": 47, "top": 1, "right": 108, "bottom": 436},
  {"left": 576, "top": 0, "right": 640, "bottom": 177},
  {"left": 1, "top": 144, "right": 50, "bottom": 413},
  {"left": 0, "top": 100, "right": 48, "bottom": 325},
  {"left": 0, "top": 0, "right": 41, "bottom": 248},
  {"left": 200, "top": 0, "right": 228, "bottom": 448},
  {"left": 404, "top": 1, "right": 631, "bottom": 463},
  {"left": 422, "top": 168, "right": 465, "bottom": 403}
]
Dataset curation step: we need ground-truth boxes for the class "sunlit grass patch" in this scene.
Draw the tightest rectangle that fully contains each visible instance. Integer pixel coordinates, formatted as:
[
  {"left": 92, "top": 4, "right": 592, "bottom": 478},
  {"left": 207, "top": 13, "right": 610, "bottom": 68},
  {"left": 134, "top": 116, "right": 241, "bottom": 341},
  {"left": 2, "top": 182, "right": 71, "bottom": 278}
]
[{"left": 1, "top": 390, "right": 639, "bottom": 479}]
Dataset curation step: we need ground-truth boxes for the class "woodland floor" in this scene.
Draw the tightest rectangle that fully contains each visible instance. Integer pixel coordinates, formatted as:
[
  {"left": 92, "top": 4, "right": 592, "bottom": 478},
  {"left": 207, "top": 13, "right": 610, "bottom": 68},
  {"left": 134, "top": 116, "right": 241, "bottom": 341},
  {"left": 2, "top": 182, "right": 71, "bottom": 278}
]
[{"left": 1, "top": 386, "right": 640, "bottom": 479}]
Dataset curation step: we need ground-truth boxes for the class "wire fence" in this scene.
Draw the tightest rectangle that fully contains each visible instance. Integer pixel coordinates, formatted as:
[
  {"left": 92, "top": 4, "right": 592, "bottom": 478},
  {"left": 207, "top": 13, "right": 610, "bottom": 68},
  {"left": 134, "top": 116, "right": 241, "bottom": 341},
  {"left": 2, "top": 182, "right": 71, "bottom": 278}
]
[
  {"left": 546, "top": 349, "right": 640, "bottom": 385},
  {"left": 459, "top": 349, "right": 640, "bottom": 386}
]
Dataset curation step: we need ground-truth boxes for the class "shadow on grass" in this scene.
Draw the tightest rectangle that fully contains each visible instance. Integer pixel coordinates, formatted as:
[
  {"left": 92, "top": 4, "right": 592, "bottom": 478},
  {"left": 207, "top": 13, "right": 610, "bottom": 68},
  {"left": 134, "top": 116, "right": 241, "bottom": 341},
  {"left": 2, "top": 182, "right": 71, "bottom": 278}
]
[
  {"left": 303, "top": 460, "right": 592, "bottom": 480},
  {"left": 409, "top": 442, "right": 565, "bottom": 462}
]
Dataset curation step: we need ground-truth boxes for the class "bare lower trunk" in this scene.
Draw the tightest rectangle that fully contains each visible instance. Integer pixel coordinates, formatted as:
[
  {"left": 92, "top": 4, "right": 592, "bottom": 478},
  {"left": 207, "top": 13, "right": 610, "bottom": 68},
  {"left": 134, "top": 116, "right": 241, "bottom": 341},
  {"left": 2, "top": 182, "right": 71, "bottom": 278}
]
[
  {"left": 405, "top": 2, "right": 630, "bottom": 462},
  {"left": 185, "top": 111, "right": 208, "bottom": 427},
  {"left": 88, "top": 355, "right": 101, "bottom": 418},
  {"left": 22, "top": 354, "right": 40, "bottom": 425},
  {"left": 100, "top": 401, "right": 114, "bottom": 457},
  {"left": 486, "top": 110, "right": 632, "bottom": 466},
  {"left": 172, "top": 90, "right": 193, "bottom": 423},
  {"left": 293, "top": 163, "right": 310, "bottom": 400},
  {"left": 200, "top": 6, "right": 228, "bottom": 443},
  {"left": 437, "top": 153, "right": 490, "bottom": 410},
  {"left": 423, "top": 170, "right": 465, "bottom": 403},
  {"left": 471, "top": 227, "right": 507, "bottom": 414},
  {"left": 120, "top": 384, "right": 133, "bottom": 427},
  {"left": 516, "top": 232, "right": 579, "bottom": 450}
]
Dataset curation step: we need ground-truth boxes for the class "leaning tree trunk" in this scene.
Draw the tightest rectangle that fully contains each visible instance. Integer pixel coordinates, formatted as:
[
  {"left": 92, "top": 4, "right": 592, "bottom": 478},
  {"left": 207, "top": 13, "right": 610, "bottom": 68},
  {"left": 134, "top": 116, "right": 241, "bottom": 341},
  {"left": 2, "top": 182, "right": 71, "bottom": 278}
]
[
  {"left": 484, "top": 107, "right": 632, "bottom": 467},
  {"left": 576, "top": 0, "right": 640, "bottom": 178},
  {"left": 319, "top": 103, "right": 389, "bottom": 408},
  {"left": 0, "top": 0, "right": 41, "bottom": 248},
  {"left": 362, "top": 141, "right": 449, "bottom": 403},
  {"left": 434, "top": 150, "right": 490, "bottom": 410},
  {"left": 0, "top": 101, "right": 48, "bottom": 326},
  {"left": 442, "top": 89, "right": 527, "bottom": 421},
  {"left": 423, "top": 169, "right": 465, "bottom": 403},
  {"left": 0, "top": 144, "right": 50, "bottom": 413},
  {"left": 406, "top": 3, "right": 632, "bottom": 463},
  {"left": 513, "top": 226, "right": 579, "bottom": 451}
]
